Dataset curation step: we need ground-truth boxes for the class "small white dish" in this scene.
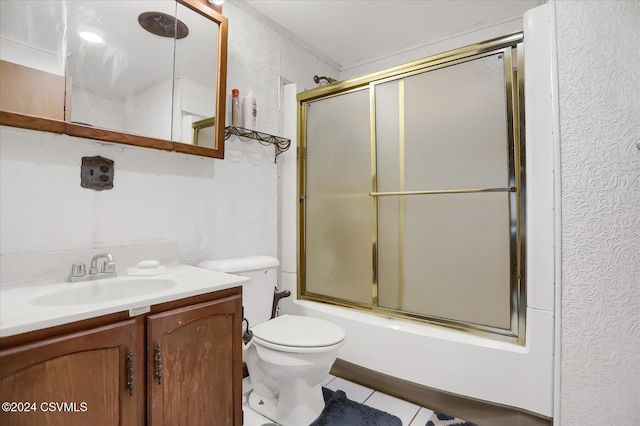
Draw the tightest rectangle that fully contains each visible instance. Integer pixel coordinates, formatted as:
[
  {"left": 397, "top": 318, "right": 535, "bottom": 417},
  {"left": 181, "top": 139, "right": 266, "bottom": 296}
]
[{"left": 127, "top": 259, "right": 167, "bottom": 276}]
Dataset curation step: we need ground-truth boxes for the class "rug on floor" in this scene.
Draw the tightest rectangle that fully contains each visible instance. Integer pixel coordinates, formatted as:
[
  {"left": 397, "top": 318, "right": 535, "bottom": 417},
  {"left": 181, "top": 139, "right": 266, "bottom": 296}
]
[
  {"left": 259, "top": 387, "right": 402, "bottom": 426},
  {"left": 426, "top": 410, "right": 478, "bottom": 426},
  {"left": 308, "top": 388, "right": 402, "bottom": 426}
]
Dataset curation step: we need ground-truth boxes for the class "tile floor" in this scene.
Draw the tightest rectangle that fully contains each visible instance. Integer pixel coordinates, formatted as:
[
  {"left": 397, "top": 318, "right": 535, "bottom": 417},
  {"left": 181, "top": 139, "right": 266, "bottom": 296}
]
[{"left": 242, "top": 374, "right": 437, "bottom": 426}]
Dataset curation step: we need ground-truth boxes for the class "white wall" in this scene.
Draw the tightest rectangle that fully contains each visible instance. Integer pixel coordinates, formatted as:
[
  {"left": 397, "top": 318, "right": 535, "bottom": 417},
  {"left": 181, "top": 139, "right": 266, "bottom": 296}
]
[
  {"left": 0, "top": 126, "right": 276, "bottom": 266},
  {"left": 123, "top": 79, "right": 174, "bottom": 140},
  {"left": 71, "top": 87, "right": 124, "bottom": 130},
  {"left": 554, "top": 1, "right": 640, "bottom": 425},
  {"left": 0, "top": 38, "right": 64, "bottom": 76},
  {"left": 172, "top": 77, "right": 217, "bottom": 143},
  {"left": 223, "top": 0, "right": 339, "bottom": 128}
]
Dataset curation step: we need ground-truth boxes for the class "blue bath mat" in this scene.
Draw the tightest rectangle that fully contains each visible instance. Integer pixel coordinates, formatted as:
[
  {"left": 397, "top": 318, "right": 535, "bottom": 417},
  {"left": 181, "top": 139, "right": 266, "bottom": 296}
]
[
  {"left": 309, "top": 387, "right": 402, "bottom": 426},
  {"left": 259, "top": 388, "right": 476, "bottom": 426},
  {"left": 426, "top": 410, "right": 478, "bottom": 426}
]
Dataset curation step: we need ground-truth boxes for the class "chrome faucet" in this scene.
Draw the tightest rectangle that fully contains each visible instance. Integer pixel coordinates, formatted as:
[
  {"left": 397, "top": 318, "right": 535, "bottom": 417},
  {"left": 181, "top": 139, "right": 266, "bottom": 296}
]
[
  {"left": 68, "top": 253, "right": 117, "bottom": 282},
  {"left": 89, "top": 253, "right": 116, "bottom": 275}
]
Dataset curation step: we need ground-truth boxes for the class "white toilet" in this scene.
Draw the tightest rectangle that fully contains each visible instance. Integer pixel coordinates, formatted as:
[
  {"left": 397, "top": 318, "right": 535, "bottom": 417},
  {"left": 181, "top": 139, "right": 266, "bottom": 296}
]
[{"left": 198, "top": 256, "right": 345, "bottom": 426}]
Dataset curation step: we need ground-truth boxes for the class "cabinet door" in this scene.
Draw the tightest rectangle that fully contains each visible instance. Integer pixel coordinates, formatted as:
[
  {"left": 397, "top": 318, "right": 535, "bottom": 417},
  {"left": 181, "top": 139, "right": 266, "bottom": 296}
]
[
  {"left": 0, "top": 319, "right": 140, "bottom": 426},
  {"left": 147, "top": 295, "right": 243, "bottom": 426},
  {"left": 0, "top": 60, "right": 69, "bottom": 121}
]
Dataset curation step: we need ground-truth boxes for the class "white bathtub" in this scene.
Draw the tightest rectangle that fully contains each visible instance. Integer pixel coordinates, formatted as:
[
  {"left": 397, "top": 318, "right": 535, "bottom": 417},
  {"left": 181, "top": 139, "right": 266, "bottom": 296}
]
[{"left": 280, "top": 270, "right": 553, "bottom": 417}]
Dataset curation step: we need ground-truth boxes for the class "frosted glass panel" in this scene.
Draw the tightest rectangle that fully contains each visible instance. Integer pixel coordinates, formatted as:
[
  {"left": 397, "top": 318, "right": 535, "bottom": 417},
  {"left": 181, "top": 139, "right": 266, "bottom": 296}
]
[
  {"left": 378, "top": 193, "right": 512, "bottom": 329},
  {"left": 304, "top": 88, "right": 373, "bottom": 305},
  {"left": 376, "top": 53, "right": 510, "bottom": 191},
  {"left": 306, "top": 89, "right": 371, "bottom": 195},
  {"left": 305, "top": 196, "right": 373, "bottom": 304},
  {"left": 375, "top": 81, "right": 400, "bottom": 192}
]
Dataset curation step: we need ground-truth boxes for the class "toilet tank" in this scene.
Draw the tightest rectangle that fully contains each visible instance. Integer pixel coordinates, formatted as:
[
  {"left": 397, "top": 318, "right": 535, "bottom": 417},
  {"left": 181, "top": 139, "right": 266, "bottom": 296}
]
[{"left": 198, "top": 256, "right": 279, "bottom": 327}]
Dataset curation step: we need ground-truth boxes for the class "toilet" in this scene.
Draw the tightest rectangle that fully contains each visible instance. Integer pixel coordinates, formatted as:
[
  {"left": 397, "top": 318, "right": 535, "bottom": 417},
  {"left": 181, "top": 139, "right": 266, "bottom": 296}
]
[{"left": 198, "top": 256, "right": 345, "bottom": 426}]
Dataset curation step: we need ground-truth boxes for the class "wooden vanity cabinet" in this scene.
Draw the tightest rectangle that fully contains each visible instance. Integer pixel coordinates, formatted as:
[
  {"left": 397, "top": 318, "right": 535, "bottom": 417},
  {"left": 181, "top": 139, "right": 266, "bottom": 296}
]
[
  {"left": 0, "top": 319, "right": 141, "bottom": 426},
  {"left": 0, "top": 287, "right": 243, "bottom": 426},
  {"left": 147, "top": 297, "right": 243, "bottom": 426}
]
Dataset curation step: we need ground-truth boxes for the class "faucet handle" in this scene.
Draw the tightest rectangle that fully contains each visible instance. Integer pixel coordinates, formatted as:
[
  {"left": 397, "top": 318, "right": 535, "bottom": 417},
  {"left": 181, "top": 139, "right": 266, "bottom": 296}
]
[
  {"left": 69, "top": 263, "right": 86, "bottom": 281},
  {"left": 103, "top": 260, "right": 116, "bottom": 273},
  {"left": 71, "top": 263, "right": 86, "bottom": 276}
]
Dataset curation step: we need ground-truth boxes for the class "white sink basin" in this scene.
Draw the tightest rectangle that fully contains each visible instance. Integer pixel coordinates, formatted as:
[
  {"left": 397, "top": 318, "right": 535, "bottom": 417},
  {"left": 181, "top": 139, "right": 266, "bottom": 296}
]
[{"left": 31, "top": 278, "right": 178, "bottom": 306}]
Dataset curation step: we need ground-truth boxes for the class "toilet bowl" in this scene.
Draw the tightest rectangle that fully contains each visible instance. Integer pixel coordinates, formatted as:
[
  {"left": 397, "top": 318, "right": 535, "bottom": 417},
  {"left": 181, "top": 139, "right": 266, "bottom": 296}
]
[
  {"left": 246, "top": 314, "right": 344, "bottom": 425},
  {"left": 198, "top": 256, "right": 345, "bottom": 426}
]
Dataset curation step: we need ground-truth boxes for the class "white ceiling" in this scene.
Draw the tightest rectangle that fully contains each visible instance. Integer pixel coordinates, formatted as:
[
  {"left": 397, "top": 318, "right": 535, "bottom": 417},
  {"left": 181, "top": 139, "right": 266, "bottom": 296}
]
[{"left": 243, "top": 0, "right": 543, "bottom": 71}]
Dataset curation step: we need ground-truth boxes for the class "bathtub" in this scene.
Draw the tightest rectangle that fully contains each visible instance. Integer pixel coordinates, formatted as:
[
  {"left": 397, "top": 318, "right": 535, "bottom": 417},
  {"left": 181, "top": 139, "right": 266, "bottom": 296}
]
[{"left": 280, "top": 271, "right": 553, "bottom": 417}]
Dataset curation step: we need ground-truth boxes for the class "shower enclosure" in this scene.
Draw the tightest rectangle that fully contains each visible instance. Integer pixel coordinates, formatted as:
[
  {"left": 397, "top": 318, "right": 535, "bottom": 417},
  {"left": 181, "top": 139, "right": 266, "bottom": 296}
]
[{"left": 297, "top": 34, "right": 526, "bottom": 342}]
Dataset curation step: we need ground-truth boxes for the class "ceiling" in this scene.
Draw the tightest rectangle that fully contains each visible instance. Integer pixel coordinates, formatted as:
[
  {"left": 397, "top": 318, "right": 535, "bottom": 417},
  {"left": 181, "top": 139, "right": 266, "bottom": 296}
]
[{"left": 243, "top": 0, "right": 544, "bottom": 71}]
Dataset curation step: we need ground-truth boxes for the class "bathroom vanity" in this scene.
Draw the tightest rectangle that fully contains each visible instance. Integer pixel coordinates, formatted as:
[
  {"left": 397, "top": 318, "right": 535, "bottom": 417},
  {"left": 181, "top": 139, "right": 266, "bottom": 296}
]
[{"left": 0, "top": 246, "right": 247, "bottom": 426}]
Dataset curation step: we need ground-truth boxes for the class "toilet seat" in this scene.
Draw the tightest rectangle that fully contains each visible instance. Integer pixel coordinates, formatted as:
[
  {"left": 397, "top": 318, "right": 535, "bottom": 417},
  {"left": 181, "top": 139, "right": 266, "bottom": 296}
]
[{"left": 251, "top": 314, "right": 345, "bottom": 353}]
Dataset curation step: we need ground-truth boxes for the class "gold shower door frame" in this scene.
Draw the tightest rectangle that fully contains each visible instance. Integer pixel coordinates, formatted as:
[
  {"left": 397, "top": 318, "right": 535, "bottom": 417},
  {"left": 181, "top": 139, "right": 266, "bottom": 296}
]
[{"left": 297, "top": 34, "right": 526, "bottom": 343}]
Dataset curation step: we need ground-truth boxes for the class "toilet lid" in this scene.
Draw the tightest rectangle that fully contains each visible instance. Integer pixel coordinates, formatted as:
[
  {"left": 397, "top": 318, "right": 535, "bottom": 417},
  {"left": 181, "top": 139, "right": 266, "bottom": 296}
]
[{"left": 251, "top": 315, "right": 345, "bottom": 348}]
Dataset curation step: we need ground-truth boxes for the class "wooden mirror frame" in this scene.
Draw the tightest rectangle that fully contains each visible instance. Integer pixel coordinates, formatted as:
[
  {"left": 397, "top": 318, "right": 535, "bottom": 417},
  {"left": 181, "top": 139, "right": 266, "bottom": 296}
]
[{"left": 0, "top": 0, "right": 228, "bottom": 159}]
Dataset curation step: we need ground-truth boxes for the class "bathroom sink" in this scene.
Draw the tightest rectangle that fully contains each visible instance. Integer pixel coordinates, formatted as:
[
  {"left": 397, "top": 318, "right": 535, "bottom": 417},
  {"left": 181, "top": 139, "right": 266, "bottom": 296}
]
[{"left": 31, "top": 278, "right": 178, "bottom": 306}]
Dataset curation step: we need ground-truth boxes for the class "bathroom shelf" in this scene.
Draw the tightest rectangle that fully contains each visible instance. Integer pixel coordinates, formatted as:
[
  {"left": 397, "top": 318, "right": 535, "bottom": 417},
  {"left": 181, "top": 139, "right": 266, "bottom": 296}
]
[{"left": 224, "top": 126, "right": 291, "bottom": 161}]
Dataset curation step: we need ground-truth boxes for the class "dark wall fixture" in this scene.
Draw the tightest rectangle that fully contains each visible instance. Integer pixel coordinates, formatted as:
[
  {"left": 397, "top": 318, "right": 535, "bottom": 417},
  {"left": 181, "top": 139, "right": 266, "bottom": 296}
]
[{"left": 138, "top": 11, "right": 189, "bottom": 39}]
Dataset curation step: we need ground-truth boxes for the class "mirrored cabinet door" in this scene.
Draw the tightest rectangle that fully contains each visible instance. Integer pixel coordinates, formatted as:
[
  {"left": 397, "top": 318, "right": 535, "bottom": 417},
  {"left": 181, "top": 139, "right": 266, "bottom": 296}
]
[
  {"left": 0, "top": 0, "right": 68, "bottom": 121},
  {"left": 0, "top": 0, "right": 228, "bottom": 159},
  {"left": 67, "top": 1, "right": 177, "bottom": 140},
  {"left": 173, "top": 1, "right": 219, "bottom": 149}
]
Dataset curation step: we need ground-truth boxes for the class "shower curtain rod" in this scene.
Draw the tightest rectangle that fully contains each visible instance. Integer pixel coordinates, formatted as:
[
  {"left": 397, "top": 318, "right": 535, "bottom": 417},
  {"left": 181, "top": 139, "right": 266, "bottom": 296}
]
[{"left": 313, "top": 75, "right": 337, "bottom": 85}]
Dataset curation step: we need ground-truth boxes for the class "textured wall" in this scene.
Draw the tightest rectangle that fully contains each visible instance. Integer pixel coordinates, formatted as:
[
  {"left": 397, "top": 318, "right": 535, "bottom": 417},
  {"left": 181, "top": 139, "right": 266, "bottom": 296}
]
[
  {"left": 223, "top": 1, "right": 339, "bottom": 131},
  {"left": 0, "top": 126, "right": 278, "bottom": 265},
  {"left": 555, "top": 1, "right": 640, "bottom": 424}
]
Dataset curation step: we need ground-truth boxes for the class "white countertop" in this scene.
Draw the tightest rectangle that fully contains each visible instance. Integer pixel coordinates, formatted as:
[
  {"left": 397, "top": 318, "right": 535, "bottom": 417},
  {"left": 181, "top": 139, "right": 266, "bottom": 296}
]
[{"left": 0, "top": 264, "right": 248, "bottom": 338}]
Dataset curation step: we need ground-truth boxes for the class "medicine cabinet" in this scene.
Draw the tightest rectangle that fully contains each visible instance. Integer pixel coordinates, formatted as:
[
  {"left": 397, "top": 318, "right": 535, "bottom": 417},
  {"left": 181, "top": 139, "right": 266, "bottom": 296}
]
[{"left": 0, "top": 0, "right": 228, "bottom": 159}]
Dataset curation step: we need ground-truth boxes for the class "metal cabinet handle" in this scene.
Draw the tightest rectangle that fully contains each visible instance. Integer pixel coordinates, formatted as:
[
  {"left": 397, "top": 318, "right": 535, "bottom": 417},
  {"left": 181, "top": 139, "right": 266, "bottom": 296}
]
[
  {"left": 126, "top": 350, "right": 134, "bottom": 396},
  {"left": 155, "top": 343, "right": 162, "bottom": 385}
]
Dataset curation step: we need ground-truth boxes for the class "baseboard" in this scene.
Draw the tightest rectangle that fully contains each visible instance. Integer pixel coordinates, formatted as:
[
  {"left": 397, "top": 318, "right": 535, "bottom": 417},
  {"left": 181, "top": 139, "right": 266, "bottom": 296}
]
[{"left": 330, "top": 358, "right": 552, "bottom": 426}]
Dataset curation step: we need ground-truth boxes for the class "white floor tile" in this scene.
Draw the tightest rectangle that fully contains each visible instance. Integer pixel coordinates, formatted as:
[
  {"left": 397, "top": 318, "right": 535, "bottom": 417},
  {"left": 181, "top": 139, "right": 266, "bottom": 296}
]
[
  {"left": 321, "top": 374, "right": 336, "bottom": 386},
  {"left": 242, "top": 377, "right": 254, "bottom": 404},
  {"left": 243, "top": 406, "right": 273, "bottom": 426},
  {"left": 324, "top": 377, "right": 374, "bottom": 404},
  {"left": 364, "top": 391, "right": 420, "bottom": 426},
  {"left": 409, "top": 407, "right": 435, "bottom": 426},
  {"left": 243, "top": 374, "right": 435, "bottom": 426},
  {"left": 242, "top": 377, "right": 253, "bottom": 393}
]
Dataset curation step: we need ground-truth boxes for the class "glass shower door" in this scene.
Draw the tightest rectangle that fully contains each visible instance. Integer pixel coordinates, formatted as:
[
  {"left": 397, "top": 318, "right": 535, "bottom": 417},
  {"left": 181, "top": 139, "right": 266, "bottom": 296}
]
[
  {"left": 303, "top": 88, "right": 373, "bottom": 305},
  {"left": 298, "top": 35, "right": 525, "bottom": 340},
  {"left": 374, "top": 52, "right": 516, "bottom": 330}
]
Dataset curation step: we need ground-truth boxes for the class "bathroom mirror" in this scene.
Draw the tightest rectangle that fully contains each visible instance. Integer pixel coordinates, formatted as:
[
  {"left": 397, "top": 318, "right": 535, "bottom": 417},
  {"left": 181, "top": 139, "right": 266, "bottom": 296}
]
[
  {"left": 0, "top": 0, "right": 228, "bottom": 159},
  {"left": 192, "top": 117, "right": 216, "bottom": 148}
]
